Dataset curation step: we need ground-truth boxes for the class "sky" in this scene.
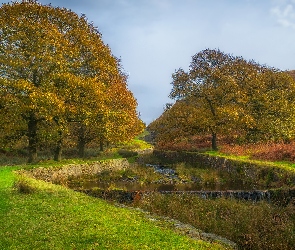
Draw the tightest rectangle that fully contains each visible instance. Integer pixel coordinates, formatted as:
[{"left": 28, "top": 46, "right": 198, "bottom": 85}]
[{"left": 3, "top": 0, "right": 295, "bottom": 124}]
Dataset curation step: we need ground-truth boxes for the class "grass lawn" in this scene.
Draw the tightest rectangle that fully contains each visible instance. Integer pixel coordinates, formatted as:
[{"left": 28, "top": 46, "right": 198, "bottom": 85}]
[
  {"left": 0, "top": 164, "right": 228, "bottom": 250},
  {"left": 206, "top": 150, "right": 295, "bottom": 172}
]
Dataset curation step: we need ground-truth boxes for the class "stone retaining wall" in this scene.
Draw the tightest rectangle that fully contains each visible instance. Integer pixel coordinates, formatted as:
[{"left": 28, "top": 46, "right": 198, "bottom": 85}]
[
  {"left": 81, "top": 188, "right": 295, "bottom": 205},
  {"left": 156, "top": 189, "right": 295, "bottom": 205},
  {"left": 153, "top": 150, "right": 295, "bottom": 188},
  {"left": 25, "top": 158, "right": 129, "bottom": 185}
]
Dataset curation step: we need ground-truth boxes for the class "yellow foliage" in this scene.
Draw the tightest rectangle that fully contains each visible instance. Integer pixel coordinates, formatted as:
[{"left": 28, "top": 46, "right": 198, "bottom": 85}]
[
  {"left": 0, "top": 1, "right": 143, "bottom": 153},
  {"left": 153, "top": 49, "right": 295, "bottom": 147}
]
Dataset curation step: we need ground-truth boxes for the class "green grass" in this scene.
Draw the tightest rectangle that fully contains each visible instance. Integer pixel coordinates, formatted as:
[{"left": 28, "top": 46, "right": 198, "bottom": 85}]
[
  {"left": 0, "top": 148, "right": 124, "bottom": 167},
  {"left": 118, "top": 139, "right": 153, "bottom": 151},
  {"left": 132, "top": 139, "right": 153, "bottom": 149},
  {"left": 135, "top": 130, "right": 150, "bottom": 140},
  {"left": 0, "top": 164, "right": 227, "bottom": 250},
  {"left": 205, "top": 150, "right": 295, "bottom": 172}
]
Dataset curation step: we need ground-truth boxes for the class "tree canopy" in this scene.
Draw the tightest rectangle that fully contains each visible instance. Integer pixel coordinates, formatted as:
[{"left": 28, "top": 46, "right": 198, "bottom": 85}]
[
  {"left": 0, "top": 0, "right": 144, "bottom": 162},
  {"left": 150, "top": 49, "right": 295, "bottom": 150}
]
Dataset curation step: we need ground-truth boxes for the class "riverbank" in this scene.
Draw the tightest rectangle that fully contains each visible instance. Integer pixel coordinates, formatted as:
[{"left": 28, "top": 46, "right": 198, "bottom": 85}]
[
  {"left": 153, "top": 150, "right": 295, "bottom": 188},
  {"left": 0, "top": 162, "right": 228, "bottom": 250},
  {"left": 3, "top": 148, "right": 295, "bottom": 249}
]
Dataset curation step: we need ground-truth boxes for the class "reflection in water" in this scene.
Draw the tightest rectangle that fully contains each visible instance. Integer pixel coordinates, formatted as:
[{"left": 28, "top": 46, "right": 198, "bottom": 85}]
[
  {"left": 68, "top": 179, "right": 257, "bottom": 192},
  {"left": 67, "top": 163, "right": 262, "bottom": 192}
]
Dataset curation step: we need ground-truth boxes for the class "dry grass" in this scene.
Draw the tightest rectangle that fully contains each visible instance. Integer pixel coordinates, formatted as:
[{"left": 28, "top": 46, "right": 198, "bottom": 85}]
[
  {"left": 220, "top": 142, "right": 295, "bottom": 163},
  {"left": 133, "top": 193, "right": 295, "bottom": 250},
  {"left": 155, "top": 135, "right": 295, "bottom": 164}
]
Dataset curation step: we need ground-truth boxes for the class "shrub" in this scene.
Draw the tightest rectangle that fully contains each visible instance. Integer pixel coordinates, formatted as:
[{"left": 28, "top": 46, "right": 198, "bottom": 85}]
[
  {"left": 117, "top": 149, "right": 138, "bottom": 158},
  {"left": 14, "top": 175, "right": 36, "bottom": 194}
]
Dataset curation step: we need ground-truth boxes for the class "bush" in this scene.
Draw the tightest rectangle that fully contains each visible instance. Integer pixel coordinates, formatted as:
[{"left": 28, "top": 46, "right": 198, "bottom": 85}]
[
  {"left": 14, "top": 175, "right": 36, "bottom": 194},
  {"left": 117, "top": 149, "right": 138, "bottom": 158}
]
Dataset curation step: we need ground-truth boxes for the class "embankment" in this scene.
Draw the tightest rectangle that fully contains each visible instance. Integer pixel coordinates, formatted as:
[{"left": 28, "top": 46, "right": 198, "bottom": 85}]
[
  {"left": 153, "top": 150, "right": 295, "bottom": 188},
  {"left": 20, "top": 158, "right": 129, "bottom": 185}
]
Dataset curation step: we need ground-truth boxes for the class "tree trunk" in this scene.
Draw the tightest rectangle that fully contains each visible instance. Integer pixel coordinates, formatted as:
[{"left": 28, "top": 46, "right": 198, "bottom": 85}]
[
  {"left": 99, "top": 138, "right": 104, "bottom": 151},
  {"left": 78, "top": 125, "right": 86, "bottom": 158},
  {"left": 54, "top": 130, "right": 63, "bottom": 161},
  {"left": 78, "top": 137, "right": 86, "bottom": 158},
  {"left": 211, "top": 132, "right": 218, "bottom": 151},
  {"left": 27, "top": 113, "right": 38, "bottom": 163}
]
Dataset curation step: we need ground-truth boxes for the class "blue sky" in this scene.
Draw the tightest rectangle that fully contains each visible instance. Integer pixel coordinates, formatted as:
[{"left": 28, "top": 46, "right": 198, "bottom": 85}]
[{"left": 4, "top": 0, "right": 295, "bottom": 124}]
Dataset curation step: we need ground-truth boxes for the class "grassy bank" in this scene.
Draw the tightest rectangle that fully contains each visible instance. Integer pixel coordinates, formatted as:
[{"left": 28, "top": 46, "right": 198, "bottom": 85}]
[
  {"left": 206, "top": 150, "right": 295, "bottom": 172},
  {"left": 0, "top": 164, "right": 227, "bottom": 250},
  {"left": 134, "top": 192, "right": 295, "bottom": 250},
  {"left": 134, "top": 152, "right": 295, "bottom": 249}
]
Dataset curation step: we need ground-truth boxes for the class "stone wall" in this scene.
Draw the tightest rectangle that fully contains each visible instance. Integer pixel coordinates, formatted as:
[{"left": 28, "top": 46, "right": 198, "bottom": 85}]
[
  {"left": 153, "top": 150, "right": 295, "bottom": 188},
  {"left": 24, "top": 158, "right": 129, "bottom": 185},
  {"left": 158, "top": 189, "right": 295, "bottom": 205},
  {"left": 80, "top": 188, "right": 295, "bottom": 205}
]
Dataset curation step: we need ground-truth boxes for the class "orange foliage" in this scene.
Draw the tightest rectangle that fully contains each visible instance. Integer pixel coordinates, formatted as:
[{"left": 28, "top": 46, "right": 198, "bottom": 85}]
[
  {"left": 155, "top": 131, "right": 295, "bottom": 163},
  {"left": 221, "top": 142, "right": 295, "bottom": 163}
]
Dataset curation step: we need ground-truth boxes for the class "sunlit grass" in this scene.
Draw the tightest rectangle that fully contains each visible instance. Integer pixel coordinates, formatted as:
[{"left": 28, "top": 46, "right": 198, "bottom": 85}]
[
  {"left": 205, "top": 150, "right": 295, "bottom": 172},
  {"left": 118, "top": 138, "right": 153, "bottom": 151},
  {"left": 0, "top": 164, "right": 227, "bottom": 250},
  {"left": 0, "top": 137, "right": 152, "bottom": 167}
]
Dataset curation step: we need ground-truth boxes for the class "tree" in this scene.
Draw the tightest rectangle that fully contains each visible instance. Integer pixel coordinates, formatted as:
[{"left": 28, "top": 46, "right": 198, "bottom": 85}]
[
  {"left": 148, "top": 100, "right": 199, "bottom": 145},
  {"left": 63, "top": 74, "right": 145, "bottom": 158},
  {"left": 0, "top": 82, "right": 27, "bottom": 147},
  {"left": 242, "top": 69, "right": 295, "bottom": 142},
  {"left": 170, "top": 49, "right": 243, "bottom": 150},
  {"left": 288, "top": 70, "right": 295, "bottom": 80},
  {"left": 57, "top": 75, "right": 107, "bottom": 158},
  {"left": 0, "top": 1, "right": 121, "bottom": 162},
  {"left": 103, "top": 77, "right": 145, "bottom": 148},
  {"left": 169, "top": 48, "right": 295, "bottom": 150}
]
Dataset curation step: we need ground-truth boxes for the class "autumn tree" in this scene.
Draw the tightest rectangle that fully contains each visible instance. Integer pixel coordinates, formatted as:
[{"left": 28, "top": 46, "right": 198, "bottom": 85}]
[
  {"left": 148, "top": 100, "right": 201, "bottom": 146},
  {"left": 52, "top": 75, "right": 107, "bottom": 159},
  {"left": 168, "top": 48, "right": 295, "bottom": 150},
  {"left": 103, "top": 78, "right": 145, "bottom": 147},
  {"left": 224, "top": 58, "right": 295, "bottom": 142},
  {"left": 0, "top": 1, "right": 122, "bottom": 162},
  {"left": 62, "top": 73, "right": 145, "bottom": 158},
  {"left": 0, "top": 83, "right": 27, "bottom": 147},
  {"left": 288, "top": 70, "right": 295, "bottom": 80},
  {"left": 170, "top": 49, "right": 243, "bottom": 150},
  {"left": 242, "top": 69, "right": 295, "bottom": 142}
]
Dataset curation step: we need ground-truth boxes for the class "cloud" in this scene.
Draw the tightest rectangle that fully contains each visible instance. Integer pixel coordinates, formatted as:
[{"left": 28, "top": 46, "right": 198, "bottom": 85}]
[
  {"left": 271, "top": 1, "right": 295, "bottom": 28},
  {"left": 3, "top": 0, "right": 294, "bottom": 124}
]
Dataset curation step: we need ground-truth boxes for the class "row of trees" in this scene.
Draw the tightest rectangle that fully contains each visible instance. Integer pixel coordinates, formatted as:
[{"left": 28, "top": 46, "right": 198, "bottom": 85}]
[
  {"left": 149, "top": 49, "right": 295, "bottom": 150},
  {"left": 0, "top": 1, "right": 144, "bottom": 162}
]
